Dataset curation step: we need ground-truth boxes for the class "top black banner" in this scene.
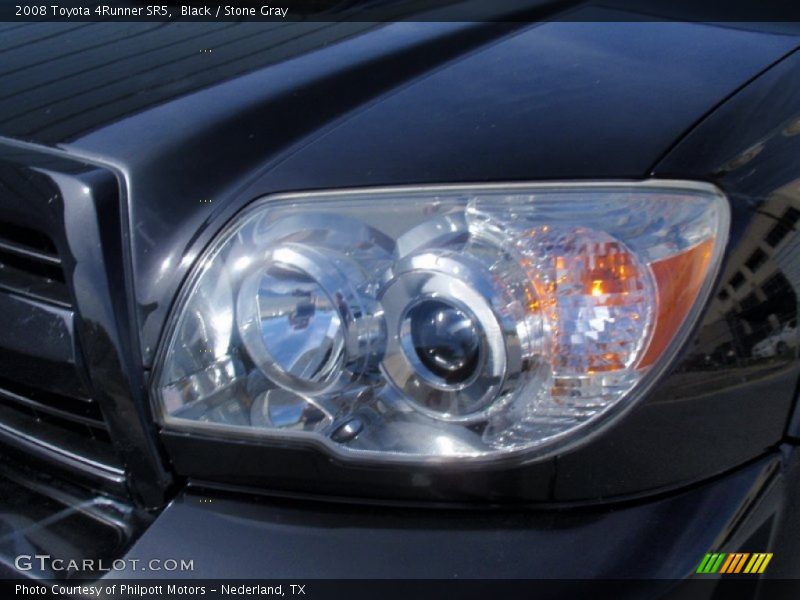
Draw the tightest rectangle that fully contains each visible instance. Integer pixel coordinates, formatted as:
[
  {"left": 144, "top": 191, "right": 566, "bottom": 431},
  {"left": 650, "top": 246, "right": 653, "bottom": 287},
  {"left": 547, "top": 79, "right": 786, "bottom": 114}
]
[{"left": 2, "top": 0, "right": 800, "bottom": 23}]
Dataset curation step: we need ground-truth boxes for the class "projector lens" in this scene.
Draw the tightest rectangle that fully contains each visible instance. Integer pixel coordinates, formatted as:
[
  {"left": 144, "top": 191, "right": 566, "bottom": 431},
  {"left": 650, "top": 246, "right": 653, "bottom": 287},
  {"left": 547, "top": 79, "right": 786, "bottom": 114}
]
[{"left": 407, "top": 300, "right": 482, "bottom": 386}]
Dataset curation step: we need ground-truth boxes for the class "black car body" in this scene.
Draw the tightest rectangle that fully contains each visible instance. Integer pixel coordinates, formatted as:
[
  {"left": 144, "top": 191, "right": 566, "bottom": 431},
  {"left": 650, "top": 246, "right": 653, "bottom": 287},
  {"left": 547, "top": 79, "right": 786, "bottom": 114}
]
[{"left": 1, "top": 6, "right": 800, "bottom": 585}]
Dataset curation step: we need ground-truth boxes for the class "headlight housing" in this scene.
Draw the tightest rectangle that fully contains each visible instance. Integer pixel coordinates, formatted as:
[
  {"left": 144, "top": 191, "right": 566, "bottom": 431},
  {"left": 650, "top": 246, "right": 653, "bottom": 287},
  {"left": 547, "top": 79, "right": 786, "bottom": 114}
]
[{"left": 152, "top": 182, "right": 728, "bottom": 463}]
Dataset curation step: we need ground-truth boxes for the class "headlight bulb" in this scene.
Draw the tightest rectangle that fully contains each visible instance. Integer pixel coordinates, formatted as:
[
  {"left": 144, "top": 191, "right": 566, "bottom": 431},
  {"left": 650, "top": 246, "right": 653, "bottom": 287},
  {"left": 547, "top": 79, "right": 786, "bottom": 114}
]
[{"left": 233, "top": 214, "right": 392, "bottom": 397}]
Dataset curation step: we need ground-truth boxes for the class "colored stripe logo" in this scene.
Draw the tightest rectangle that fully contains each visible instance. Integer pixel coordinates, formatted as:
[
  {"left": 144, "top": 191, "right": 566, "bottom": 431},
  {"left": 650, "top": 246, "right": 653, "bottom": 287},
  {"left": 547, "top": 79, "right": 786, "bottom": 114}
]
[{"left": 696, "top": 552, "right": 773, "bottom": 574}]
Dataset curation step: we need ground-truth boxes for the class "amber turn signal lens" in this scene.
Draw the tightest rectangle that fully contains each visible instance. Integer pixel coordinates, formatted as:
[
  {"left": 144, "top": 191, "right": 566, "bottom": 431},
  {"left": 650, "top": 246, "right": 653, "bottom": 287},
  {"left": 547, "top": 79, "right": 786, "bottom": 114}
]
[{"left": 640, "top": 238, "right": 715, "bottom": 368}]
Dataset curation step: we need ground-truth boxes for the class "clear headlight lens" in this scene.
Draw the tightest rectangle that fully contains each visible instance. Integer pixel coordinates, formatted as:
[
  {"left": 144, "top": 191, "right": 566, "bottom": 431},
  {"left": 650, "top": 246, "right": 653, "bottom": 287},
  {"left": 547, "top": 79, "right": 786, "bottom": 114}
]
[{"left": 153, "top": 182, "right": 728, "bottom": 462}]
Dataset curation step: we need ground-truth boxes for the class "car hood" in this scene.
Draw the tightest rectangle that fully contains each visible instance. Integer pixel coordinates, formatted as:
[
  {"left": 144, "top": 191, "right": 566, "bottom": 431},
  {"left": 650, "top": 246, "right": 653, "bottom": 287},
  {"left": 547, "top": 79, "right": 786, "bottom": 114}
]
[
  {"left": 0, "top": 18, "right": 797, "bottom": 149},
  {"left": 0, "top": 17, "right": 797, "bottom": 364},
  {"left": 0, "top": 20, "right": 389, "bottom": 144}
]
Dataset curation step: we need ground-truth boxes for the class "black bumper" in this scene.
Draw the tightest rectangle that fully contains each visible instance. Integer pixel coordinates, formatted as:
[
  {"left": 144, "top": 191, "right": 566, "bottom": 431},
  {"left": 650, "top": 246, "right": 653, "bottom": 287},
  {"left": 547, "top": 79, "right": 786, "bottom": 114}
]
[{"left": 98, "top": 448, "right": 800, "bottom": 579}]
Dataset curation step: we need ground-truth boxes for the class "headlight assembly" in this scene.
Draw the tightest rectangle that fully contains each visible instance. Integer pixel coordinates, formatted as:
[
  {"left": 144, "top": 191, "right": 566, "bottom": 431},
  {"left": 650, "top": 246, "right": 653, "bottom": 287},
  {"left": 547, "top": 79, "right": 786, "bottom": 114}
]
[{"left": 152, "top": 182, "right": 728, "bottom": 463}]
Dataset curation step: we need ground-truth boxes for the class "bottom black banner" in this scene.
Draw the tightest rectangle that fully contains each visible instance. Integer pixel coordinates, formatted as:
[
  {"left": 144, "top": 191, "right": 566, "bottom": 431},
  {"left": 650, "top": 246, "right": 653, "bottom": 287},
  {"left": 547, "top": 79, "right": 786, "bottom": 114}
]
[{"left": 5, "top": 579, "right": 800, "bottom": 600}]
